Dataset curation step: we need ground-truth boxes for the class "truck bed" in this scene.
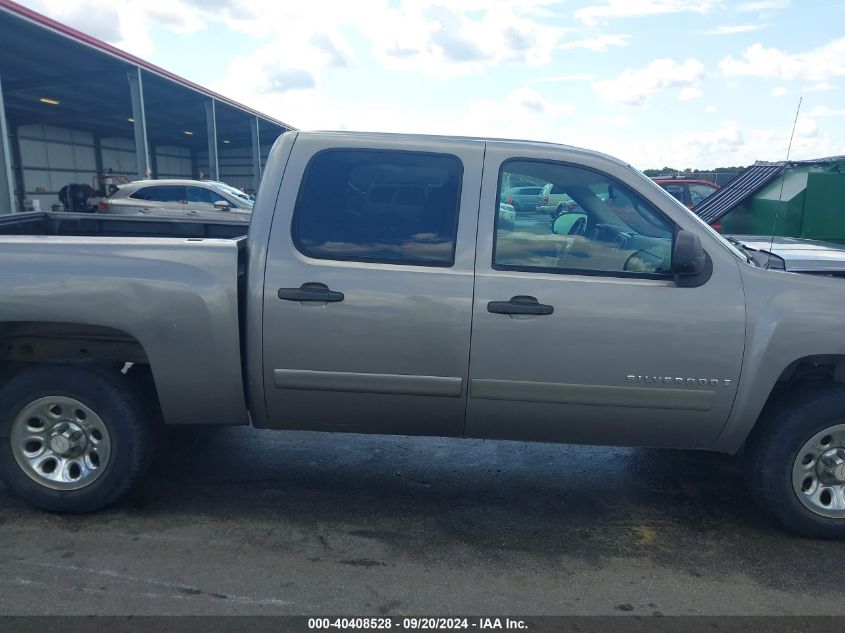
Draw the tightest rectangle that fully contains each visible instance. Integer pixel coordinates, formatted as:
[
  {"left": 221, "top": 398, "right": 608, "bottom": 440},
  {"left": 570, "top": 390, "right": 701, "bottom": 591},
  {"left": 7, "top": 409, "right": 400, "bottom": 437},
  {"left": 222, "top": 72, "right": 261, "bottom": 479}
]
[{"left": 0, "top": 210, "right": 250, "bottom": 239}]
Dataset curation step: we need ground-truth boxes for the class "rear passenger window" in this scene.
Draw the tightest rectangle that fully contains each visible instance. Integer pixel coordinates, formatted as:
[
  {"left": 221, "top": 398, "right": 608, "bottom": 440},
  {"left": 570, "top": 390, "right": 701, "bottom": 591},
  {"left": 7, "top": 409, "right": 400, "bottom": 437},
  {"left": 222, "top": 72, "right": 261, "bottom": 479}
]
[
  {"left": 130, "top": 186, "right": 185, "bottom": 202},
  {"left": 292, "top": 150, "right": 463, "bottom": 266}
]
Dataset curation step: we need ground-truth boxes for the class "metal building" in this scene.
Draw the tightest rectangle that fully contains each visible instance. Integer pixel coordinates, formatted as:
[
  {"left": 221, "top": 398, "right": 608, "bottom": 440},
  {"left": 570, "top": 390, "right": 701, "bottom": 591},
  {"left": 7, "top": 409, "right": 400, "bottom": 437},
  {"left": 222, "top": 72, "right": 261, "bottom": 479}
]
[
  {"left": 694, "top": 156, "right": 845, "bottom": 242},
  {"left": 0, "top": 0, "right": 294, "bottom": 214}
]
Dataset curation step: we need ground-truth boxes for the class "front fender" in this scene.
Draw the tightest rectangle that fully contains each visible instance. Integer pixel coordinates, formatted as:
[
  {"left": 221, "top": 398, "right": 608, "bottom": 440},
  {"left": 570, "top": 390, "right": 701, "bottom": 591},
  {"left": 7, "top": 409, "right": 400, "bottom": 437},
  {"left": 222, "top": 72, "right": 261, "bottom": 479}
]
[{"left": 711, "top": 265, "right": 845, "bottom": 452}]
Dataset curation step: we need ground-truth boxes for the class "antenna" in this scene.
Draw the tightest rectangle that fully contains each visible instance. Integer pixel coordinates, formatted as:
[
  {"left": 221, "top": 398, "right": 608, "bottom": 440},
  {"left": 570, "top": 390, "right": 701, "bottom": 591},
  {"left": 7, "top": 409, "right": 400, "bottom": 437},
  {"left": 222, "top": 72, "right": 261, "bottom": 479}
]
[{"left": 766, "top": 97, "right": 802, "bottom": 268}]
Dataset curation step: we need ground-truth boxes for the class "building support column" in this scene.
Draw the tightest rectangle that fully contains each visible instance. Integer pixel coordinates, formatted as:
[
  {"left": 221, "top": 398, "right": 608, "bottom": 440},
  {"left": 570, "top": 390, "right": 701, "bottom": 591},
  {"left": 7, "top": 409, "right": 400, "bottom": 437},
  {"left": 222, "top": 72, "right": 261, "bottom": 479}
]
[
  {"left": 127, "top": 67, "right": 151, "bottom": 179},
  {"left": 0, "top": 72, "right": 16, "bottom": 213},
  {"left": 251, "top": 116, "right": 262, "bottom": 193},
  {"left": 149, "top": 145, "right": 158, "bottom": 180},
  {"left": 205, "top": 99, "right": 218, "bottom": 181}
]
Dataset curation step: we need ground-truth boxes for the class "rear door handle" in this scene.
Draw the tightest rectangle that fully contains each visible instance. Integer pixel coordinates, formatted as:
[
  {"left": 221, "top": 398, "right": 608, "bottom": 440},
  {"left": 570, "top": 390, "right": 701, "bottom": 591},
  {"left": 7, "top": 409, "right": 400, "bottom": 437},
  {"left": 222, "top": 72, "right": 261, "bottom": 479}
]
[
  {"left": 487, "top": 295, "right": 553, "bottom": 315},
  {"left": 278, "top": 282, "right": 344, "bottom": 303}
]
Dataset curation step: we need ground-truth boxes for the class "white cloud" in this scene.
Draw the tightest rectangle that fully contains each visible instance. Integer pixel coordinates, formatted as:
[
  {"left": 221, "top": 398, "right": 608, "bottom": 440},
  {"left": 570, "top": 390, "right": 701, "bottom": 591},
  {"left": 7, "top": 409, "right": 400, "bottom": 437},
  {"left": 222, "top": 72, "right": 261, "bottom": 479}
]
[
  {"left": 795, "top": 116, "right": 819, "bottom": 138},
  {"left": 259, "top": 68, "right": 317, "bottom": 94},
  {"left": 628, "top": 118, "right": 844, "bottom": 168},
  {"left": 590, "top": 114, "right": 632, "bottom": 127},
  {"left": 558, "top": 34, "right": 631, "bottom": 52},
  {"left": 23, "top": 0, "right": 572, "bottom": 79},
  {"left": 630, "top": 122, "right": 745, "bottom": 168},
  {"left": 214, "top": 32, "right": 356, "bottom": 103},
  {"left": 806, "top": 106, "right": 845, "bottom": 118},
  {"left": 369, "top": 4, "right": 565, "bottom": 77},
  {"left": 705, "top": 105, "right": 717, "bottom": 113},
  {"left": 679, "top": 87, "right": 704, "bottom": 101},
  {"left": 771, "top": 86, "right": 788, "bottom": 96},
  {"left": 531, "top": 74, "right": 597, "bottom": 83},
  {"left": 719, "top": 37, "right": 845, "bottom": 82},
  {"left": 805, "top": 82, "right": 836, "bottom": 92},
  {"left": 210, "top": 1, "right": 570, "bottom": 78},
  {"left": 701, "top": 24, "right": 768, "bottom": 35},
  {"left": 575, "top": 0, "right": 717, "bottom": 25},
  {"left": 462, "top": 88, "right": 575, "bottom": 140},
  {"left": 593, "top": 58, "right": 706, "bottom": 106},
  {"left": 734, "top": 0, "right": 789, "bottom": 12},
  {"left": 21, "top": 0, "right": 165, "bottom": 56}
]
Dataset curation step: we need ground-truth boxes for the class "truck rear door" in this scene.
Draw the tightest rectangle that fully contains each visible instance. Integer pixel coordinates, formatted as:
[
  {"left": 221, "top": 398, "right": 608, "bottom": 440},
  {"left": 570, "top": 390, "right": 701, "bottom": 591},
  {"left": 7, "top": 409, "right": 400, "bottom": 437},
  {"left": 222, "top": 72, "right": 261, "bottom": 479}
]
[{"left": 261, "top": 135, "right": 483, "bottom": 436}]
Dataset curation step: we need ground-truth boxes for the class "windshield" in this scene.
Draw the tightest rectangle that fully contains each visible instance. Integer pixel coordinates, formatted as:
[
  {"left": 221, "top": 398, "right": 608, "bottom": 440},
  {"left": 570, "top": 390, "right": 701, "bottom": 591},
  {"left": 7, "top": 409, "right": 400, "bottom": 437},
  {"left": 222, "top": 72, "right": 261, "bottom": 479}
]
[
  {"left": 626, "top": 165, "right": 749, "bottom": 263},
  {"left": 212, "top": 182, "right": 255, "bottom": 207}
]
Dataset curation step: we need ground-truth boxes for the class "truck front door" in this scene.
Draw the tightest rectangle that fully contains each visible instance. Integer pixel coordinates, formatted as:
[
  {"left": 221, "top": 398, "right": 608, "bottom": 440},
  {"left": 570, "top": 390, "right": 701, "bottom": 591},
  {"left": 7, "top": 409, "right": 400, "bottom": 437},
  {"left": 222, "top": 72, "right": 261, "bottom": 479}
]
[
  {"left": 466, "top": 146, "right": 746, "bottom": 448},
  {"left": 261, "top": 135, "right": 483, "bottom": 436}
]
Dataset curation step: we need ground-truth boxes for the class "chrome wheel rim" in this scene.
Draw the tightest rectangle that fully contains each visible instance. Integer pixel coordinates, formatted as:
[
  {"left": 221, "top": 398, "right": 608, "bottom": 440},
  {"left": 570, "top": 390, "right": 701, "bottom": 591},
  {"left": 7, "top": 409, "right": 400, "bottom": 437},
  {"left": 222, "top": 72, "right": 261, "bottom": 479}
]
[
  {"left": 10, "top": 396, "right": 111, "bottom": 491},
  {"left": 792, "top": 423, "right": 845, "bottom": 519}
]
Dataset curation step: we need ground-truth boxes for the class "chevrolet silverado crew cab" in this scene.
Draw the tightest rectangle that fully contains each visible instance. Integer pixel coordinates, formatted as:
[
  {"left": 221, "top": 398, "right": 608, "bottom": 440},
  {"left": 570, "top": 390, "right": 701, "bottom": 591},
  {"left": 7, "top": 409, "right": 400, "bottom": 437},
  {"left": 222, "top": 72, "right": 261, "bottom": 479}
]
[{"left": 3, "top": 131, "right": 845, "bottom": 538}]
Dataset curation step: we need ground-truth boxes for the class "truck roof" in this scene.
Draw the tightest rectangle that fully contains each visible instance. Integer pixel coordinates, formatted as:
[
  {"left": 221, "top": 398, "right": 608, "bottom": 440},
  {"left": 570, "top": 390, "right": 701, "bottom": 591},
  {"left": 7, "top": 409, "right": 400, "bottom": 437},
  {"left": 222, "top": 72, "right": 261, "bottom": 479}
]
[{"left": 295, "top": 130, "right": 632, "bottom": 169}]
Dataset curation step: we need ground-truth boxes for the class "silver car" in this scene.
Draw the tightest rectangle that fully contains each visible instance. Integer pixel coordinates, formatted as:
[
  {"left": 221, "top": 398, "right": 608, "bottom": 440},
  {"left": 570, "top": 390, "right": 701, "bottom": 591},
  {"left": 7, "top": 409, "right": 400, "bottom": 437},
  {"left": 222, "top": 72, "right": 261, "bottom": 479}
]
[
  {"left": 727, "top": 235, "right": 845, "bottom": 276},
  {"left": 500, "top": 186, "right": 543, "bottom": 213},
  {"left": 98, "top": 179, "right": 253, "bottom": 222}
]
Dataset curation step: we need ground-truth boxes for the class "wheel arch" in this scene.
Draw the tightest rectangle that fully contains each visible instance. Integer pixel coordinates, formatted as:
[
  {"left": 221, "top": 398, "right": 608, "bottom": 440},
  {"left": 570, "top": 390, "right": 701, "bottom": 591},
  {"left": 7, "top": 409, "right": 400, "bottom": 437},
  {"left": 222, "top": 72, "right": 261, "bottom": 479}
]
[
  {"left": 715, "top": 354, "right": 845, "bottom": 454},
  {"left": 0, "top": 320, "right": 159, "bottom": 415}
]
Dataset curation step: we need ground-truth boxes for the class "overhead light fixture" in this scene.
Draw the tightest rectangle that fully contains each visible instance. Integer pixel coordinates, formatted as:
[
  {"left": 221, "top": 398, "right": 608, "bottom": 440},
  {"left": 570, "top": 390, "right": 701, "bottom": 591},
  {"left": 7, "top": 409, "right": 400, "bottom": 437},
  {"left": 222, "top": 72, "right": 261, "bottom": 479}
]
[
  {"left": 39, "top": 97, "right": 60, "bottom": 105},
  {"left": 183, "top": 130, "right": 193, "bottom": 136},
  {"left": 222, "top": 140, "right": 231, "bottom": 144},
  {"left": 128, "top": 117, "right": 135, "bottom": 123}
]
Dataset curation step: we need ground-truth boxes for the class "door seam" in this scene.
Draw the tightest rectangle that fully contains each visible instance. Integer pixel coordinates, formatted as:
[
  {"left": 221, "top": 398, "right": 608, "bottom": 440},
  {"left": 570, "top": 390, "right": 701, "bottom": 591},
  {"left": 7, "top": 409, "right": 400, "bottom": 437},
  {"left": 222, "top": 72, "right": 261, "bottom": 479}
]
[{"left": 461, "top": 141, "right": 487, "bottom": 437}]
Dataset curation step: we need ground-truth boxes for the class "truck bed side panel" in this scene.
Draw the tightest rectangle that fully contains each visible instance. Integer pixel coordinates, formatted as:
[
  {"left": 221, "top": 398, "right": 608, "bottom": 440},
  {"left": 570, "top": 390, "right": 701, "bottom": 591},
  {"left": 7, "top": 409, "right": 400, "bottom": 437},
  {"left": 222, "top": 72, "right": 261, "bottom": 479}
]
[{"left": 0, "top": 236, "right": 248, "bottom": 426}]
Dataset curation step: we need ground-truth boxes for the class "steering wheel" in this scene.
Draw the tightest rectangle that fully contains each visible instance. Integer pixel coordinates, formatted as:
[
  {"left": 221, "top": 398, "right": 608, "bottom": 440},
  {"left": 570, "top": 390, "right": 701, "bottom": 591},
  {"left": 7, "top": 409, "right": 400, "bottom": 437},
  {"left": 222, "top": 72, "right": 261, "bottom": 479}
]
[{"left": 569, "top": 216, "right": 587, "bottom": 236}]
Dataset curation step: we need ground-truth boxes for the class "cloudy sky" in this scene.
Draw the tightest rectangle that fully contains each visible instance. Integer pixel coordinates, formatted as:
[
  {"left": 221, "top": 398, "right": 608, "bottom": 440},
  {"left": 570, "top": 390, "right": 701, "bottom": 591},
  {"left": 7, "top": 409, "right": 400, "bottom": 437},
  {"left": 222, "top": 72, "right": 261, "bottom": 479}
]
[{"left": 19, "top": 0, "right": 845, "bottom": 169}]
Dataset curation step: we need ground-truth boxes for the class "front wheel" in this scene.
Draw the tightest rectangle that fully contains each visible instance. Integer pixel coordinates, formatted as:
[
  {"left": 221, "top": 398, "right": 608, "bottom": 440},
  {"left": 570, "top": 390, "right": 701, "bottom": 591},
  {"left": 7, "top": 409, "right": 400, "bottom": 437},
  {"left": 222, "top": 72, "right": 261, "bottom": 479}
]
[
  {"left": 0, "top": 363, "right": 154, "bottom": 512},
  {"left": 748, "top": 385, "right": 845, "bottom": 538}
]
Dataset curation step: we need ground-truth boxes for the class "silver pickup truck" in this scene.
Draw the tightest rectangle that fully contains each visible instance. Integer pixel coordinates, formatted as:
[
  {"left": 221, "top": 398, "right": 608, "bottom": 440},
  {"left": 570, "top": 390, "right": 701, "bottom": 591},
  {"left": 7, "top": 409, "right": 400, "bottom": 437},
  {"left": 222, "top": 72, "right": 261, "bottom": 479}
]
[{"left": 3, "top": 131, "right": 845, "bottom": 538}]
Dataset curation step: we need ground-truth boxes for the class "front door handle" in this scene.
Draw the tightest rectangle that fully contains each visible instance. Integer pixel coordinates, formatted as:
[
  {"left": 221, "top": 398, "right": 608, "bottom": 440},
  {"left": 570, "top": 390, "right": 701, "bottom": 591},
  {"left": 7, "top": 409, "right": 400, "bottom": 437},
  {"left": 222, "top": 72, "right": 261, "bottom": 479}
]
[
  {"left": 487, "top": 295, "right": 553, "bottom": 315},
  {"left": 278, "top": 282, "right": 344, "bottom": 303}
]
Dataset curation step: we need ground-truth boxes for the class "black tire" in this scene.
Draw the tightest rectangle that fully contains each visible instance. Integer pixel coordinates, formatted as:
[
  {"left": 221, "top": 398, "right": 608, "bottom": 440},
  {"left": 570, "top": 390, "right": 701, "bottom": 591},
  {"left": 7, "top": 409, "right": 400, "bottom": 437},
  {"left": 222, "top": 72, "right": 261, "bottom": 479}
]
[
  {"left": 0, "top": 363, "right": 154, "bottom": 512},
  {"left": 747, "top": 384, "right": 845, "bottom": 538}
]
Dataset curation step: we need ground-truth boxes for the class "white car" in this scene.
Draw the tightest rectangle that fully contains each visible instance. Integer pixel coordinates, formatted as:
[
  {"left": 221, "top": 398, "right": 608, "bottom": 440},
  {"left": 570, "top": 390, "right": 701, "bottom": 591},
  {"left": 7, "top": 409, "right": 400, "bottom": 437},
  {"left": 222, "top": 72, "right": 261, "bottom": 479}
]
[{"left": 98, "top": 179, "right": 253, "bottom": 222}]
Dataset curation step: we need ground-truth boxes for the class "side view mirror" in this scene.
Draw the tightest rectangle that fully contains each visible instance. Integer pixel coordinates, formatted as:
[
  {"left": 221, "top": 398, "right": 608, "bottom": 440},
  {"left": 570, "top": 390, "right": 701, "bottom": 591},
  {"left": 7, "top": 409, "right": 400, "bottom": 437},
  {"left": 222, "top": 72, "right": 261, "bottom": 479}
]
[
  {"left": 213, "top": 200, "right": 231, "bottom": 210},
  {"left": 672, "top": 229, "right": 707, "bottom": 277}
]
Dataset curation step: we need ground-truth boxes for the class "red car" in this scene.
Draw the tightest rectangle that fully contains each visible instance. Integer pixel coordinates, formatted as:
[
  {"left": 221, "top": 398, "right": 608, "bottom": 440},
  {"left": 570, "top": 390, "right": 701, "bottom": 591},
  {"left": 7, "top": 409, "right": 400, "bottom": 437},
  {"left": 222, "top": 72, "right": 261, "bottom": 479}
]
[{"left": 653, "top": 177, "right": 719, "bottom": 209}]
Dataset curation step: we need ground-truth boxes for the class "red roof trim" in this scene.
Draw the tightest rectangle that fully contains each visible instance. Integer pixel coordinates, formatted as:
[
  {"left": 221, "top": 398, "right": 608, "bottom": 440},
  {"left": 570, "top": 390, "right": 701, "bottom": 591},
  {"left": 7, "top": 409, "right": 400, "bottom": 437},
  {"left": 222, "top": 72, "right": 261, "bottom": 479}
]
[{"left": 0, "top": 0, "right": 296, "bottom": 130}]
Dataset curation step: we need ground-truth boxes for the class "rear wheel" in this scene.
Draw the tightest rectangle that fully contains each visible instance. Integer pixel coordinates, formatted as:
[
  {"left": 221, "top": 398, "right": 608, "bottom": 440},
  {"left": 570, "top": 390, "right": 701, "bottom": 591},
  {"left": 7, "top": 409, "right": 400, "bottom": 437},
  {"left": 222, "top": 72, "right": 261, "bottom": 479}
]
[
  {"left": 748, "top": 385, "right": 845, "bottom": 538},
  {"left": 0, "top": 363, "right": 154, "bottom": 512}
]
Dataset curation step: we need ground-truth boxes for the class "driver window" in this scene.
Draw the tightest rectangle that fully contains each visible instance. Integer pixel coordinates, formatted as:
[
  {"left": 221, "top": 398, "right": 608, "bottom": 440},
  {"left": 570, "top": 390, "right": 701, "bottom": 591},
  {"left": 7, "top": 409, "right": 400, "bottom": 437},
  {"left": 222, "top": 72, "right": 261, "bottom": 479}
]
[{"left": 494, "top": 161, "right": 674, "bottom": 276}]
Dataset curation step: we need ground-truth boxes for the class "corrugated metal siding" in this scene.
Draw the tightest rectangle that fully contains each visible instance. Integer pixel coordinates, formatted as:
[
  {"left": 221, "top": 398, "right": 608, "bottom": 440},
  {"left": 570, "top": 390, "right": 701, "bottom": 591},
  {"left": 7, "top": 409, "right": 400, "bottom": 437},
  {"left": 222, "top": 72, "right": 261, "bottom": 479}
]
[
  {"left": 155, "top": 145, "right": 192, "bottom": 179},
  {"left": 17, "top": 123, "right": 97, "bottom": 210},
  {"left": 694, "top": 161, "right": 787, "bottom": 224},
  {"left": 99, "top": 136, "right": 137, "bottom": 180}
]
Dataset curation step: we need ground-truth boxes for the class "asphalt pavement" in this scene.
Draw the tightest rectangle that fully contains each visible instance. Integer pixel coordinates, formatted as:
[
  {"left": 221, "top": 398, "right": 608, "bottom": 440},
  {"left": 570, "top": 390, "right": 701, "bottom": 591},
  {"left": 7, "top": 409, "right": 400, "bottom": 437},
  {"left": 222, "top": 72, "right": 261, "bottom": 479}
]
[{"left": 1, "top": 426, "right": 844, "bottom": 615}]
